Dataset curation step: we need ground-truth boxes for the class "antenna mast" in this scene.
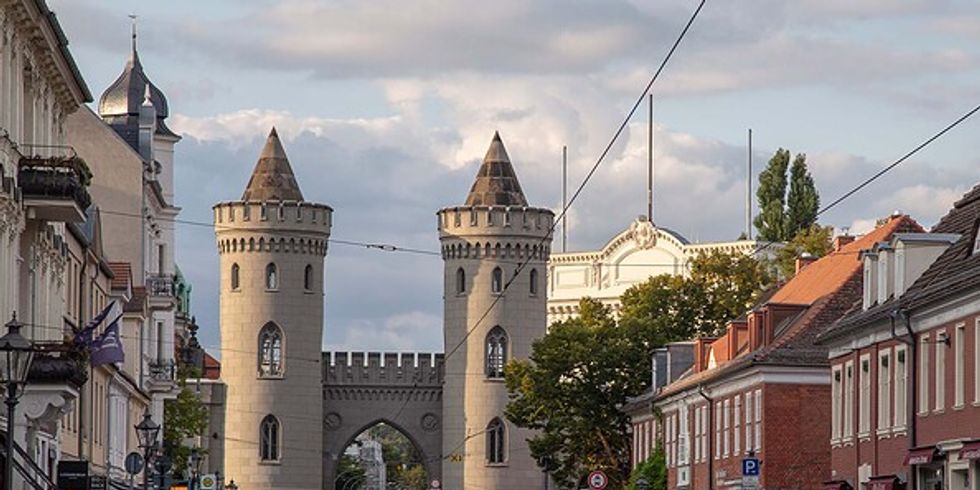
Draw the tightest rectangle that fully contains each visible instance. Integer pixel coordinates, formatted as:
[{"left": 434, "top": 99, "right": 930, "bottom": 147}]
[
  {"left": 561, "top": 145, "right": 568, "bottom": 253},
  {"left": 746, "top": 128, "right": 753, "bottom": 239},
  {"left": 647, "top": 94, "right": 654, "bottom": 223}
]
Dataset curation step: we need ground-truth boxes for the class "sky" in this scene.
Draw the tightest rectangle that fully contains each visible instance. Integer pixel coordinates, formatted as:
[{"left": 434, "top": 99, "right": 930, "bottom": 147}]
[{"left": 49, "top": 0, "right": 980, "bottom": 356}]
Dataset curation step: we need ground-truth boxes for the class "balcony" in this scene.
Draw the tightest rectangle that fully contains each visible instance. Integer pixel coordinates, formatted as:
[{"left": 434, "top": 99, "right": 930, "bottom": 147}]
[
  {"left": 147, "top": 274, "right": 176, "bottom": 297},
  {"left": 17, "top": 144, "right": 92, "bottom": 222},
  {"left": 147, "top": 359, "right": 178, "bottom": 393}
]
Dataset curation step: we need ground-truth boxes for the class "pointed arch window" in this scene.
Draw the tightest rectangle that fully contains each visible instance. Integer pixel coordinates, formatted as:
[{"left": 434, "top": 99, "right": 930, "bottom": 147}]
[
  {"left": 456, "top": 267, "right": 466, "bottom": 295},
  {"left": 260, "top": 415, "right": 281, "bottom": 461},
  {"left": 304, "top": 264, "right": 314, "bottom": 291},
  {"left": 529, "top": 268, "right": 538, "bottom": 296},
  {"left": 491, "top": 267, "right": 503, "bottom": 294},
  {"left": 258, "top": 323, "right": 284, "bottom": 377},
  {"left": 231, "top": 263, "right": 240, "bottom": 290},
  {"left": 486, "top": 326, "right": 508, "bottom": 379},
  {"left": 486, "top": 418, "right": 506, "bottom": 464},
  {"left": 265, "top": 263, "right": 278, "bottom": 290}
]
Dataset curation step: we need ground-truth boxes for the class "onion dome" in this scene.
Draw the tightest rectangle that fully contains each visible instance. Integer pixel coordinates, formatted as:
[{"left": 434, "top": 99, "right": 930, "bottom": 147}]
[
  {"left": 98, "top": 32, "right": 177, "bottom": 139},
  {"left": 464, "top": 131, "right": 528, "bottom": 207},
  {"left": 241, "top": 128, "right": 305, "bottom": 202}
]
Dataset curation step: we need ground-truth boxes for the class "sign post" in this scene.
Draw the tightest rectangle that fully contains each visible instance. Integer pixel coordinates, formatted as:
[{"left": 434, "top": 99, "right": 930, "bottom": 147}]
[
  {"left": 588, "top": 470, "right": 608, "bottom": 490},
  {"left": 742, "top": 457, "right": 760, "bottom": 490}
]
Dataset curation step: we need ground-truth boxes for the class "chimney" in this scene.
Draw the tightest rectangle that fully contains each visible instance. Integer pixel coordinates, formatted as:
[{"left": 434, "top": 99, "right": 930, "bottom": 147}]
[
  {"left": 795, "top": 252, "right": 818, "bottom": 274},
  {"left": 833, "top": 234, "right": 855, "bottom": 252}
]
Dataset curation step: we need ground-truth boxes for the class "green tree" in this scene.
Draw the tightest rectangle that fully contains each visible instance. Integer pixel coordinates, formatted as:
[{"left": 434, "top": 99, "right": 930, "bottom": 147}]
[
  {"left": 506, "top": 251, "right": 770, "bottom": 489},
  {"left": 775, "top": 224, "right": 833, "bottom": 279},
  {"left": 365, "top": 423, "right": 427, "bottom": 490},
  {"left": 335, "top": 454, "right": 365, "bottom": 489},
  {"left": 163, "top": 368, "right": 210, "bottom": 476},
  {"left": 786, "top": 153, "right": 819, "bottom": 237},
  {"left": 627, "top": 448, "right": 667, "bottom": 490},
  {"left": 753, "top": 148, "right": 790, "bottom": 241}
]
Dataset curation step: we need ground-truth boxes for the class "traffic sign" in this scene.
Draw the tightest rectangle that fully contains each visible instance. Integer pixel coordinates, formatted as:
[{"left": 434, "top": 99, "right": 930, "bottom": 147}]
[
  {"left": 124, "top": 452, "right": 144, "bottom": 475},
  {"left": 742, "top": 458, "right": 760, "bottom": 476},
  {"left": 588, "top": 470, "right": 608, "bottom": 490},
  {"left": 430, "top": 479, "right": 441, "bottom": 489},
  {"left": 199, "top": 474, "right": 217, "bottom": 490}
]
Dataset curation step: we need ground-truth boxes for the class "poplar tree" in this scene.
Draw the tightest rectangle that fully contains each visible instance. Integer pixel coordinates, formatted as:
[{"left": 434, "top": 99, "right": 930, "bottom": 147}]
[
  {"left": 786, "top": 153, "right": 820, "bottom": 237},
  {"left": 753, "top": 149, "right": 790, "bottom": 241}
]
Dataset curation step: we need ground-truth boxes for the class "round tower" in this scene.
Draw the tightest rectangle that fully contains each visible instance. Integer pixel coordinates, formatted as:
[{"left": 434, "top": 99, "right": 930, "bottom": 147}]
[
  {"left": 214, "top": 128, "right": 331, "bottom": 490},
  {"left": 438, "top": 132, "right": 554, "bottom": 489}
]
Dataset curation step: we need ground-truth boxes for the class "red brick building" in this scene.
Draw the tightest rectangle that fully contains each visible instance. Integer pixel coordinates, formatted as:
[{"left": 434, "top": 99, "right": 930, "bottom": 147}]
[
  {"left": 817, "top": 185, "right": 980, "bottom": 490},
  {"left": 626, "top": 214, "right": 920, "bottom": 490}
]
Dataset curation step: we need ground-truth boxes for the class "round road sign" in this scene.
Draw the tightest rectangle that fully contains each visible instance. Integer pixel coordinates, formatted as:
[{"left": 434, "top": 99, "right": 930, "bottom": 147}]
[
  {"left": 588, "top": 470, "right": 608, "bottom": 489},
  {"left": 124, "top": 452, "right": 144, "bottom": 475},
  {"left": 430, "top": 479, "right": 441, "bottom": 489}
]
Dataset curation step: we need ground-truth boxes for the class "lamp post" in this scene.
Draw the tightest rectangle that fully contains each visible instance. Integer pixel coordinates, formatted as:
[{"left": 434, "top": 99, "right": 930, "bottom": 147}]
[
  {"left": 188, "top": 448, "right": 202, "bottom": 490},
  {"left": 0, "top": 314, "right": 36, "bottom": 490},
  {"left": 225, "top": 480, "right": 238, "bottom": 490},
  {"left": 636, "top": 478, "right": 650, "bottom": 490},
  {"left": 135, "top": 412, "right": 160, "bottom": 490}
]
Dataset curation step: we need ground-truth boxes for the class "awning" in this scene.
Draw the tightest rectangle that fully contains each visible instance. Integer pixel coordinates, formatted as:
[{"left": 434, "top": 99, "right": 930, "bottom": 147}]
[
  {"left": 904, "top": 447, "right": 937, "bottom": 466},
  {"left": 823, "top": 480, "right": 853, "bottom": 490},
  {"left": 866, "top": 475, "right": 902, "bottom": 490},
  {"left": 961, "top": 441, "right": 980, "bottom": 460}
]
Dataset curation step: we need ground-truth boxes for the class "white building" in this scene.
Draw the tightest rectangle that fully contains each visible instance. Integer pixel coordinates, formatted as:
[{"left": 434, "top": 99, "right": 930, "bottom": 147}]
[{"left": 548, "top": 217, "right": 776, "bottom": 323}]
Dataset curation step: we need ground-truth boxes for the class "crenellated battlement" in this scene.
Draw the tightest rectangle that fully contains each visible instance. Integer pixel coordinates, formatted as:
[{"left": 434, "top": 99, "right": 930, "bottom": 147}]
[
  {"left": 323, "top": 352, "right": 444, "bottom": 387},
  {"left": 437, "top": 205, "right": 554, "bottom": 240},
  {"left": 213, "top": 200, "right": 333, "bottom": 232}
]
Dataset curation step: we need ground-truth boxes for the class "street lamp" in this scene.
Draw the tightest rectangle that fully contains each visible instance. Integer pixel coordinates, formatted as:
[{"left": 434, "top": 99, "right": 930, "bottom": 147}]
[
  {"left": 0, "top": 314, "right": 36, "bottom": 490},
  {"left": 135, "top": 412, "right": 160, "bottom": 490},
  {"left": 225, "top": 480, "right": 238, "bottom": 490},
  {"left": 189, "top": 448, "right": 203, "bottom": 490},
  {"left": 636, "top": 478, "right": 650, "bottom": 490}
]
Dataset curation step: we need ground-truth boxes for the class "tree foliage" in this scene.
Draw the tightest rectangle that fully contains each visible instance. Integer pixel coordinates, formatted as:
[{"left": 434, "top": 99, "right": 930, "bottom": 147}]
[
  {"left": 754, "top": 148, "right": 790, "bottom": 242},
  {"left": 786, "top": 153, "right": 820, "bottom": 237},
  {"left": 366, "top": 423, "right": 427, "bottom": 490},
  {"left": 505, "top": 251, "right": 770, "bottom": 489},
  {"left": 627, "top": 448, "right": 667, "bottom": 490},
  {"left": 754, "top": 149, "right": 820, "bottom": 242},
  {"left": 775, "top": 224, "right": 833, "bottom": 279},
  {"left": 163, "top": 368, "right": 210, "bottom": 476}
]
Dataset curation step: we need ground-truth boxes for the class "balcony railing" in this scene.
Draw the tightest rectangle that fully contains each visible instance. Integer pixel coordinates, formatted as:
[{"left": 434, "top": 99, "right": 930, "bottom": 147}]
[
  {"left": 17, "top": 144, "right": 92, "bottom": 221},
  {"left": 148, "top": 359, "right": 177, "bottom": 383},
  {"left": 147, "top": 274, "right": 176, "bottom": 297}
]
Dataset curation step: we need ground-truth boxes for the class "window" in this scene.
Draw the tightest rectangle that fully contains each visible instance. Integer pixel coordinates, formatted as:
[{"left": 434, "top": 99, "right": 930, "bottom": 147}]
[
  {"left": 955, "top": 324, "right": 965, "bottom": 408},
  {"left": 832, "top": 366, "right": 842, "bottom": 441},
  {"left": 678, "top": 406, "right": 689, "bottom": 465},
  {"left": 265, "top": 263, "right": 278, "bottom": 290},
  {"left": 973, "top": 220, "right": 980, "bottom": 254},
  {"left": 231, "top": 263, "right": 240, "bottom": 290},
  {"left": 486, "top": 418, "right": 505, "bottom": 464},
  {"left": 878, "top": 351, "right": 891, "bottom": 432},
  {"left": 455, "top": 267, "right": 466, "bottom": 295},
  {"left": 491, "top": 267, "right": 503, "bottom": 294},
  {"left": 258, "top": 323, "right": 284, "bottom": 377},
  {"left": 529, "top": 268, "right": 538, "bottom": 296},
  {"left": 895, "top": 347, "right": 907, "bottom": 429},
  {"left": 859, "top": 355, "right": 871, "bottom": 435},
  {"left": 260, "top": 415, "right": 280, "bottom": 461},
  {"left": 745, "top": 392, "right": 754, "bottom": 451},
  {"left": 975, "top": 320, "right": 980, "bottom": 405},
  {"left": 304, "top": 265, "right": 314, "bottom": 291},
  {"left": 485, "top": 327, "right": 508, "bottom": 378},
  {"left": 753, "top": 390, "right": 761, "bottom": 451},
  {"left": 693, "top": 406, "right": 701, "bottom": 463},
  {"left": 723, "top": 399, "right": 730, "bottom": 457},
  {"left": 733, "top": 395, "right": 741, "bottom": 455},
  {"left": 936, "top": 331, "right": 945, "bottom": 412},
  {"left": 919, "top": 335, "right": 930, "bottom": 414},
  {"left": 714, "top": 401, "right": 721, "bottom": 460}
]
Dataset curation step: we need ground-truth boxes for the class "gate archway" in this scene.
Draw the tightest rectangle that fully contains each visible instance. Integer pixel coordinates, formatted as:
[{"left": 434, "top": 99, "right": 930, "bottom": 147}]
[{"left": 323, "top": 352, "right": 443, "bottom": 490}]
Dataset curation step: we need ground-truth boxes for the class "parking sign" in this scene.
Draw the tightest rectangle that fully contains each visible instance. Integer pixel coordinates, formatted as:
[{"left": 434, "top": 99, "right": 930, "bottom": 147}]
[{"left": 742, "top": 458, "right": 760, "bottom": 476}]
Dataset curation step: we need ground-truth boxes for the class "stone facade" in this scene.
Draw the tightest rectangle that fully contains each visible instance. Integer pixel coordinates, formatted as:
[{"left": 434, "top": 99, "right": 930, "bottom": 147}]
[{"left": 215, "top": 129, "right": 332, "bottom": 489}]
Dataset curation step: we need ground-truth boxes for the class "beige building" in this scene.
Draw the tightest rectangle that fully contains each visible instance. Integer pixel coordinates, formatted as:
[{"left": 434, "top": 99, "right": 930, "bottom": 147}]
[
  {"left": 214, "top": 129, "right": 332, "bottom": 489},
  {"left": 548, "top": 218, "right": 777, "bottom": 324},
  {"left": 438, "top": 132, "right": 553, "bottom": 489}
]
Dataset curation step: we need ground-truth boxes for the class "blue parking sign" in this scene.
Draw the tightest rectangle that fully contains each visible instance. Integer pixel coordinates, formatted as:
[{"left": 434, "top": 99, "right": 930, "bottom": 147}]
[{"left": 742, "top": 458, "right": 760, "bottom": 476}]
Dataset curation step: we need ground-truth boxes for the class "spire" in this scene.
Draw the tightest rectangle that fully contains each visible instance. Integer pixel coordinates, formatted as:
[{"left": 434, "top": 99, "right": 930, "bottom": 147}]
[
  {"left": 464, "top": 131, "right": 528, "bottom": 207},
  {"left": 241, "top": 128, "right": 305, "bottom": 202},
  {"left": 128, "top": 14, "right": 140, "bottom": 67}
]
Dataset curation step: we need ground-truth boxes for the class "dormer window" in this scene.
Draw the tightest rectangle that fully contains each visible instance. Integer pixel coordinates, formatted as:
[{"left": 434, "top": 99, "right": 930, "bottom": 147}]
[{"left": 973, "top": 219, "right": 980, "bottom": 254}]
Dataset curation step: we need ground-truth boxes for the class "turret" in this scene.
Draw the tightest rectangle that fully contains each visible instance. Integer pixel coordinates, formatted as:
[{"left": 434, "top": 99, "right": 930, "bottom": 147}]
[
  {"left": 214, "top": 128, "right": 331, "bottom": 490},
  {"left": 438, "top": 132, "right": 553, "bottom": 489}
]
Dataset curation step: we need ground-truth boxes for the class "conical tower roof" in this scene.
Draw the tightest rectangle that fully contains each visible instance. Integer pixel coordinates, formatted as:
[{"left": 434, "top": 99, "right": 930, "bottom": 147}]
[
  {"left": 241, "top": 128, "right": 305, "bottom": 201},
  {"left": 464, "top": 132, "right": 528, "bottom": 207}
]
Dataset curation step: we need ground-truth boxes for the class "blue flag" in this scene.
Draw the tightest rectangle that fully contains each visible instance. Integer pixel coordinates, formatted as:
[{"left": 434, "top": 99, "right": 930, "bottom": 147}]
[
  {"left": 75, "top": 301, "right": 118, "bottom": 347},
  {"left": 90, "top": 315, "right": 125, "bottom": 367}
]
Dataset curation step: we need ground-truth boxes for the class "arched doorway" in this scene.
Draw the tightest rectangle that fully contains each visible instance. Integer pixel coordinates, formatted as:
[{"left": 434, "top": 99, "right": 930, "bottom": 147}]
[{"left": 333, "top": 421, "right": 429, "bottom": 490}]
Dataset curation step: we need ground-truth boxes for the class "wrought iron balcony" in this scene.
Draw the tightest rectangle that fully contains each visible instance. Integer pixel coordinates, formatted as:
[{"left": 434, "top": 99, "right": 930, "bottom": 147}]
[
  {"left": 148, "top": 359, "right": 177, "bottom": 383},
  {"left": 17, "top": 144, "right": 92, "bottom": 222},
  {"left": 147, "top": 273, "right": 176, "bottom": 297}
]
